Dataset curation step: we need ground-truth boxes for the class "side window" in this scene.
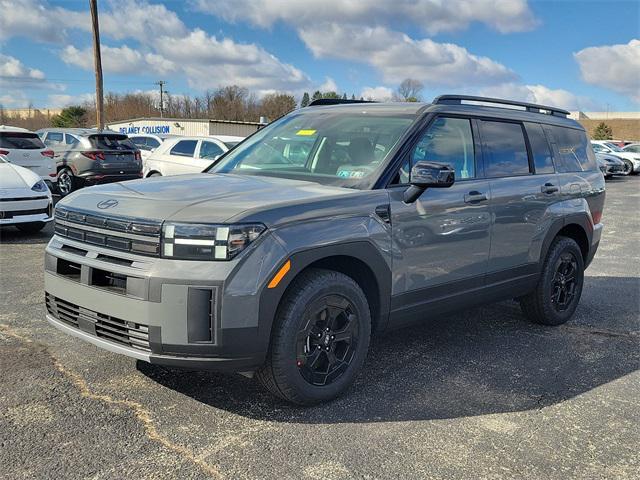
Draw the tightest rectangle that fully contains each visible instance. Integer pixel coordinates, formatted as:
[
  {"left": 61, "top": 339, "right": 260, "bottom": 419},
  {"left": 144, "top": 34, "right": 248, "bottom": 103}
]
[
  {"left": 481, "top": 120, "right": 530, "bottom": 177},
  {"left": 199, "top": 141, "right": 224, "bottom": 160},
  {"left": 524, "top": 122, "right": 555, "bottom": 174},
  {"left": 131, "top": 137, "right": 149, "bottom": 150},
  {"left": 44, "top": 132, "right": 64, "bottom": 146},
  {"left": 591, "top": 143, "right": 607, "bottom": 154},
  {"left": 170, "top": 140, "right": 197, "bottom": 157},
  {"left": 65, "top": 134, "right": 79, "bottom": 146},
  {"left": 146, "top": 138, "right": 161, "bottom": 149},
  {"left": 550, "top": 127, "right": 597, "bottom": 172},
  {"left": 412, "top": 117, "right": 476, "bottom": 180}
]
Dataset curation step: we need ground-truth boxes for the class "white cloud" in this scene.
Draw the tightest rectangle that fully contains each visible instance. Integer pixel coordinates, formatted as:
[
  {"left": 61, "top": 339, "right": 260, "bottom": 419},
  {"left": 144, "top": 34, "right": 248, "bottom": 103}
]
[
  {"left": 0, "top": 54, "right": 45, "bottom": 80},
  {"left": 197, "top": 0, "right": 537, "bottom": 35},
  {"left": 48, "top": 93, "right": 95, "bottom": 108},
  {"left": 0, "top": 0, "right": 86, "bottom": 43},
  {"left": 360, "top": 86, "right": 394, "bottom": 101},
  {"left": 299, "top": 24, "right": 516, "bottom": 87},
  {"left": 99, "top": 0, "right": 188, "bottom": 42},
  {"left": 153, "top": 29, "right": 310, "bottom": 92},
  {"left": 479, "top": 83, "right": 600, "bottom": 111},
  {"left": 574, "top": 39, "right": 640, "bottom": 102},
  {"left": 61, "top": 45, "right": 176, "bottom": 75},
  {"left": 319, "top": 77, "right": 338, "bottom": 92}
]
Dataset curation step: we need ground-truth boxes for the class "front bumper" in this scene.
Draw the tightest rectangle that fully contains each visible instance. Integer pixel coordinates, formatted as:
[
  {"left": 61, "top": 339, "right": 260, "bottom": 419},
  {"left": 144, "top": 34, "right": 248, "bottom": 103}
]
[
  {"left": 0, "top": 197, "right": 53, "bottom": 225},
  {"left": 44, "top": 229, "right": 287, "bottom": 371}
]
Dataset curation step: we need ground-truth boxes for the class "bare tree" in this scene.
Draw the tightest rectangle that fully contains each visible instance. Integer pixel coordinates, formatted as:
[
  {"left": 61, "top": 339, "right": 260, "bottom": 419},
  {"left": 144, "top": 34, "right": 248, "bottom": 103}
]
[
  {"left": 259, "top": 93, "right": 297, "bottom": 121},
  {"left": 397, "top": 79, "right": 424, "bottom": 102}
]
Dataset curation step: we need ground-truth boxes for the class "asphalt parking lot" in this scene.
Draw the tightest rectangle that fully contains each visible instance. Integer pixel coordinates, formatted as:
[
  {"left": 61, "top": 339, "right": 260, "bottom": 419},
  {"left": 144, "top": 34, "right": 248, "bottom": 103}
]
[{"left": 1, "top": 177, "right": 638, "bottom": 480}]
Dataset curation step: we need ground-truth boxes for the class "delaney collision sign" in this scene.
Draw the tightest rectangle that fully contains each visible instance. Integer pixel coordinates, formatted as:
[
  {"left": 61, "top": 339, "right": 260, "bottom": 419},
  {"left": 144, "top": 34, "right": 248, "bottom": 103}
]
[{"left": 118, "top": 125, "right": 171, "bottom": 135}]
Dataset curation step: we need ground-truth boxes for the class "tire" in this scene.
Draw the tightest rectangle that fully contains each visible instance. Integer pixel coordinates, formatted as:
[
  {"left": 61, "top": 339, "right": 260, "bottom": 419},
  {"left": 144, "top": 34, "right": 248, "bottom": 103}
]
[
  {"left": 16, "top": 222, "right": 46, "bottom": 233},
  {"left": 520, "top": 236, "right": 584, "bottom": 326},
  {"left": 256, "top": 268, "right": 371, "bottom": 405},
  {"left": 57, "top": 168, "right": 75, "bottom": 196},
  {"left": 148, "top": 172, "right": 162, "bottom": 177},
  {"left": 622, "top": 160, "right": 633, "bottom": 175}
]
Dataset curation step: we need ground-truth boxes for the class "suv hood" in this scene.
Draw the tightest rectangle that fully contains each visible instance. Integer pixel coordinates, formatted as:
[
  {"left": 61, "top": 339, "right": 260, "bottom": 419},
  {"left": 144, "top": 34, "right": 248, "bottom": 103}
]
[{"left": 57, "top": 173, "right": 356, "bottom": 224}]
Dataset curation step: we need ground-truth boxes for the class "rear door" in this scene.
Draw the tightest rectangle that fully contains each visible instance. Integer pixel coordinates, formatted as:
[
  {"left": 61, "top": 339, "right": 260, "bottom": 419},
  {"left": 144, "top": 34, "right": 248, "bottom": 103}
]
[
  {"left": 388, "top": 116, "right": 491, "bottom": 325},
  {"left": 161, "top": 139, "right": 199, "bottom": 175},
  {"left": 0, "top": 131, "right": 53, "bottom": 179},
  {"left": 480, "top": 119, "right": 559, "bottom": 284}
]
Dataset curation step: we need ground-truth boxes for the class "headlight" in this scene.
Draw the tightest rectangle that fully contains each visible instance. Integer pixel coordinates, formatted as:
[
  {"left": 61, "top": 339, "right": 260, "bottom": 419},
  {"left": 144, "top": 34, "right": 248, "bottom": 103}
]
[
  {"left": 161, "top": 222, "right": 265, "bottom": 260},
  {"left": 31, "top": 179, "right": 48, "bottom": 192}
]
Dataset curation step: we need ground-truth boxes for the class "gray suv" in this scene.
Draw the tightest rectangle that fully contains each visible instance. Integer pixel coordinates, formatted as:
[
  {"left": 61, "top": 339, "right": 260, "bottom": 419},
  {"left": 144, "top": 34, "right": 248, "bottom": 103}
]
[
  {"left": 44, "top": 96, "right": 605, "bottom": 404},
  {"left": 37, "top": 128, "right": 142, "bottom": 196}
]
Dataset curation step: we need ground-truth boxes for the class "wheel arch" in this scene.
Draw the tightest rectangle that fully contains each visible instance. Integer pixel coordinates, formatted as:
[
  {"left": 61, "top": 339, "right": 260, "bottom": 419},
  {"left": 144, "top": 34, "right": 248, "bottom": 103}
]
[
  {"left": 540, "top": 215, "right": 592, "bottom": 267},
  {"left": 258, "top": 241, "right": 392, "bottom": 352}
]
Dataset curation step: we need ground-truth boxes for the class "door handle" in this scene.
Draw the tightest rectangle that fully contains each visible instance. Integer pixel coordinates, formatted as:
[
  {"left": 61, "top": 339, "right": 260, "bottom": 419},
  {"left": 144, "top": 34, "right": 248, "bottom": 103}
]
[
  {"left": 541, "top": 183, "right": 559, "bottom": 194},
  {"left": 464, "top": 191, "right": 488, "bottom": 204}
]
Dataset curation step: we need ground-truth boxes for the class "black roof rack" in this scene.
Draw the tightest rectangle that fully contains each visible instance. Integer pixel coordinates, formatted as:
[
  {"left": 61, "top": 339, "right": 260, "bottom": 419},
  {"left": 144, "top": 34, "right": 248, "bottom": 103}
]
[
  {"left": 433, "top": 94, "right": 570, "bottom": 117},
  {"left": 308, "top": 99, "right": 377, "bottom": 107}
]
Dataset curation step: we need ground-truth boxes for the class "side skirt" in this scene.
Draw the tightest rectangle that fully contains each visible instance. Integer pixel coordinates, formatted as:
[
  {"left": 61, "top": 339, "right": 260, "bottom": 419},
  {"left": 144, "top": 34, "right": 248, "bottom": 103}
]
[{"left": 388, "top": 264, "right": 539, "bottom": 329}]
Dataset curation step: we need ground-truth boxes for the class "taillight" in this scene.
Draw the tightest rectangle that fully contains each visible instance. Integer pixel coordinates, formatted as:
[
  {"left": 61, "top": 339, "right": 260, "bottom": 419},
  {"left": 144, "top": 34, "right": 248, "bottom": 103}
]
[
  {"left": 81, "top": 151, "right": 105, "bottom": 161},
  {"left": 0, "top": 149, "right": 9, "bottom": 156},
  {"left": 41, "top": 149, "right": 54, "bottom": 158},
  {"left": 134, "top": 151, "right": 142, "bottom": 161}
]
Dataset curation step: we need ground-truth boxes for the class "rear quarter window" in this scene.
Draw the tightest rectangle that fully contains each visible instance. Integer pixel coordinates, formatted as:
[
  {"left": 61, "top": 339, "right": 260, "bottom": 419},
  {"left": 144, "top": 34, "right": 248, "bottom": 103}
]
[
  {"left": 524, "top": 122, "right": 555, "bottom": 174},
  {"left": 0, "top": 132, "right": 46, "bottom": 149},
  {"left": 548, "top": 126, "right": 597, "bottom": 173}
]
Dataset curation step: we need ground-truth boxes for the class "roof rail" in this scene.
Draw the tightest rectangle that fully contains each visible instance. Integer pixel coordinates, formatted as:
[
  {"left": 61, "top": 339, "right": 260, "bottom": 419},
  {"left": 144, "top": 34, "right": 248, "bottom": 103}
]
[
  {"left": 433, "top": 94, "right": 570, "bottom": 117},
  {"left": 308, "top": 98, "right": 377, "bottom": 107}
]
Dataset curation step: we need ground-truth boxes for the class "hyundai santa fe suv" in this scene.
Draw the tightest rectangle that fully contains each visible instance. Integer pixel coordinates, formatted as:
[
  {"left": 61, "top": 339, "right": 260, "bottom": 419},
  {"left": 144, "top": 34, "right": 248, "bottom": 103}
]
[{"left": 44, "top": 96, "right": 605, "bottom": 405}]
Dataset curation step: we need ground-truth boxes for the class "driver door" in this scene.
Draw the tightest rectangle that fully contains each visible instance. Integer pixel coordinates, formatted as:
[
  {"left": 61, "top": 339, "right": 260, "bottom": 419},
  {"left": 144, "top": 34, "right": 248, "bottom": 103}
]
[{"left": 388, "top": 116, "right": 491, "bottom": 326}]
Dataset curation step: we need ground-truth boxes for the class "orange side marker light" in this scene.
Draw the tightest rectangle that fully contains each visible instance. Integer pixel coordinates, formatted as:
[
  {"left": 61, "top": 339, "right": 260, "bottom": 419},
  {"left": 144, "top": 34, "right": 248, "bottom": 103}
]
[{"left": 268, "top": 260, "right": 291, "bottom": 289}]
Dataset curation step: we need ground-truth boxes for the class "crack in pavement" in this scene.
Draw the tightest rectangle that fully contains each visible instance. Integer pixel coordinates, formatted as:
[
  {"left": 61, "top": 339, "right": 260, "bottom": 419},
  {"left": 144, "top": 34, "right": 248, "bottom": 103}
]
[{"left": 0, "top": 323, "right": 223, "bottom": 480}]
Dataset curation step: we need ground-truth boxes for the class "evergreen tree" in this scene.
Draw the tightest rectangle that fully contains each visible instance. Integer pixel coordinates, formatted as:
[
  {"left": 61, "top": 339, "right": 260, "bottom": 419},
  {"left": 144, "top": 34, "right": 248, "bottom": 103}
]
[
  {"left": 51, "top": 106, "right": 87, "bottom": 128},
  {"left": 592, "top": 122, "right": 613, "bottom": 140},
  {"left": 342, "top": 93, "right": 347, "bottom": 100},
  {"left": 351, "top": 94, "right": 356, "bottom": 100},
  {"left": 311, "top": 90, "right": 322, "bottom": 102},
  {"left": 300, "top": 92, "right": 310, "bottom": 108}
]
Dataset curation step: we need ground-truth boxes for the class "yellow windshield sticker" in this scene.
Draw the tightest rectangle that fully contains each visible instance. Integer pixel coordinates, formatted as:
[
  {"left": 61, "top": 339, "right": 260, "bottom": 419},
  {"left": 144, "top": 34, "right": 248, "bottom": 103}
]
[{"left": 296, "top": 129, "right": 317, "bottom": 136}]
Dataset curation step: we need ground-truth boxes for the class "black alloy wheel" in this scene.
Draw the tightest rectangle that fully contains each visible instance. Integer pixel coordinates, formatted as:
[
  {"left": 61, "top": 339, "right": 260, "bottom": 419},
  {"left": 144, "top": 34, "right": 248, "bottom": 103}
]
[
  {"left": 550, "top": 252, "right": 578, "bottom": 312},
  {"left": 296, "top": 294, "right": 359, "bottom": 386}
]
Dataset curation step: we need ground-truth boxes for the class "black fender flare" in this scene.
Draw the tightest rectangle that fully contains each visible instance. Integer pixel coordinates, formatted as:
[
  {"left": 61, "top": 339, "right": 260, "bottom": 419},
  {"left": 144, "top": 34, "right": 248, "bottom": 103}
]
[
  {"left": 539, "top": 213, "right": 593, "bottom": 268},
  {"left": 256, "top": 240, "right": 392, "bottom": 356}
]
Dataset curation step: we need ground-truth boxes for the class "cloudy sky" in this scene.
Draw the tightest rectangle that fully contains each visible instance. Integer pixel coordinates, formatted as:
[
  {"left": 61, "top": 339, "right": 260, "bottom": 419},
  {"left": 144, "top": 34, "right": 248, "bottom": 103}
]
[{"left": 0, "top": 0, "right": 638, "bottom": 111}]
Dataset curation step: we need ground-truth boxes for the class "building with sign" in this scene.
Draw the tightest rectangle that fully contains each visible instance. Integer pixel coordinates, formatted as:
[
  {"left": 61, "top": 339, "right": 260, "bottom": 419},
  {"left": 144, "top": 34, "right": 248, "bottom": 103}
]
[{"left": 106, "top": 117, "right": 264, "bottom": 137}]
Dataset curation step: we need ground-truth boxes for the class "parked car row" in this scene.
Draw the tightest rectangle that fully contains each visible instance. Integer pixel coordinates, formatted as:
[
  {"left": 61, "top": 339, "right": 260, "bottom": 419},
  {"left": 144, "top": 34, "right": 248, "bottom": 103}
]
[{"left": 591, "top": 140, "right": 640, "bottom": 176}]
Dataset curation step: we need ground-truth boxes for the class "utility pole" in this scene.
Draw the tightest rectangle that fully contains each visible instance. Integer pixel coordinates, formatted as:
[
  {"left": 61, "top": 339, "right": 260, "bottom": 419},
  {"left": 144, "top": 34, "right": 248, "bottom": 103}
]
[
  {"left": 89, "top": 0, "right": 104, "bottom": 130},
  {"left": 155, "top": 80, "right": 166, "bottom": 118}
]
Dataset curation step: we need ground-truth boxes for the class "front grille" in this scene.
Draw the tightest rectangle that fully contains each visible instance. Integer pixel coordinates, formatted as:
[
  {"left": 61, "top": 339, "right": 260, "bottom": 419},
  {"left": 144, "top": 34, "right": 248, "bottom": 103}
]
[
  {"left": 0, "top": 207, "right": 48, "bottom": 219},
  {"left": 0, "top": 195, "right": 49, "bottom": 202},
  {"left": 54, "top": 207, "right": 161, "bottom": 256},
  {"left": 46, "top": 293, "right": 151, "bottom": 352}
]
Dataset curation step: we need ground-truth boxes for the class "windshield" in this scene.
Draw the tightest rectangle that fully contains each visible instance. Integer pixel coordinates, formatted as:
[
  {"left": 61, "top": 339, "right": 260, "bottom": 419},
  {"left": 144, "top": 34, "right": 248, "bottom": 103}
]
[
  {"left": 604, "top": 142, "right": 624, "bottom": 152},
  {"left": 209, "top": 110, "right": 415, "bottom": 189}
]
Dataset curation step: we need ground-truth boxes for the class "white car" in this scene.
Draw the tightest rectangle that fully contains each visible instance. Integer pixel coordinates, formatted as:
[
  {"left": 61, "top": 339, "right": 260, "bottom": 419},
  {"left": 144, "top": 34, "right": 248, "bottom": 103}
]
[
  {"left": 143, "top": 135, "right": 243, "bottom": 177},
  {"left": 0, "top": 125, "right": 57, "bottom": 188},
  {"left": 591, "top": 140, "right": 640, "bottom": 175},
  {"left": 622, "top": 143, "right": 640, "bottom": 154},
  {"left": 128, "top": 134, "right": 178, "bottom": 161},
  {"left": 0, "top": 154, "right": 53, "bottom": 233}
]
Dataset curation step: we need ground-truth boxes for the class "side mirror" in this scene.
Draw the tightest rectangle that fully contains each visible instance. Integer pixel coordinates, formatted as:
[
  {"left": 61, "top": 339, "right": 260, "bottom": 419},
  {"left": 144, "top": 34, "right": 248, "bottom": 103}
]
[{"left": 403, "top": 161, "right": 455, "bottom": 203}]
